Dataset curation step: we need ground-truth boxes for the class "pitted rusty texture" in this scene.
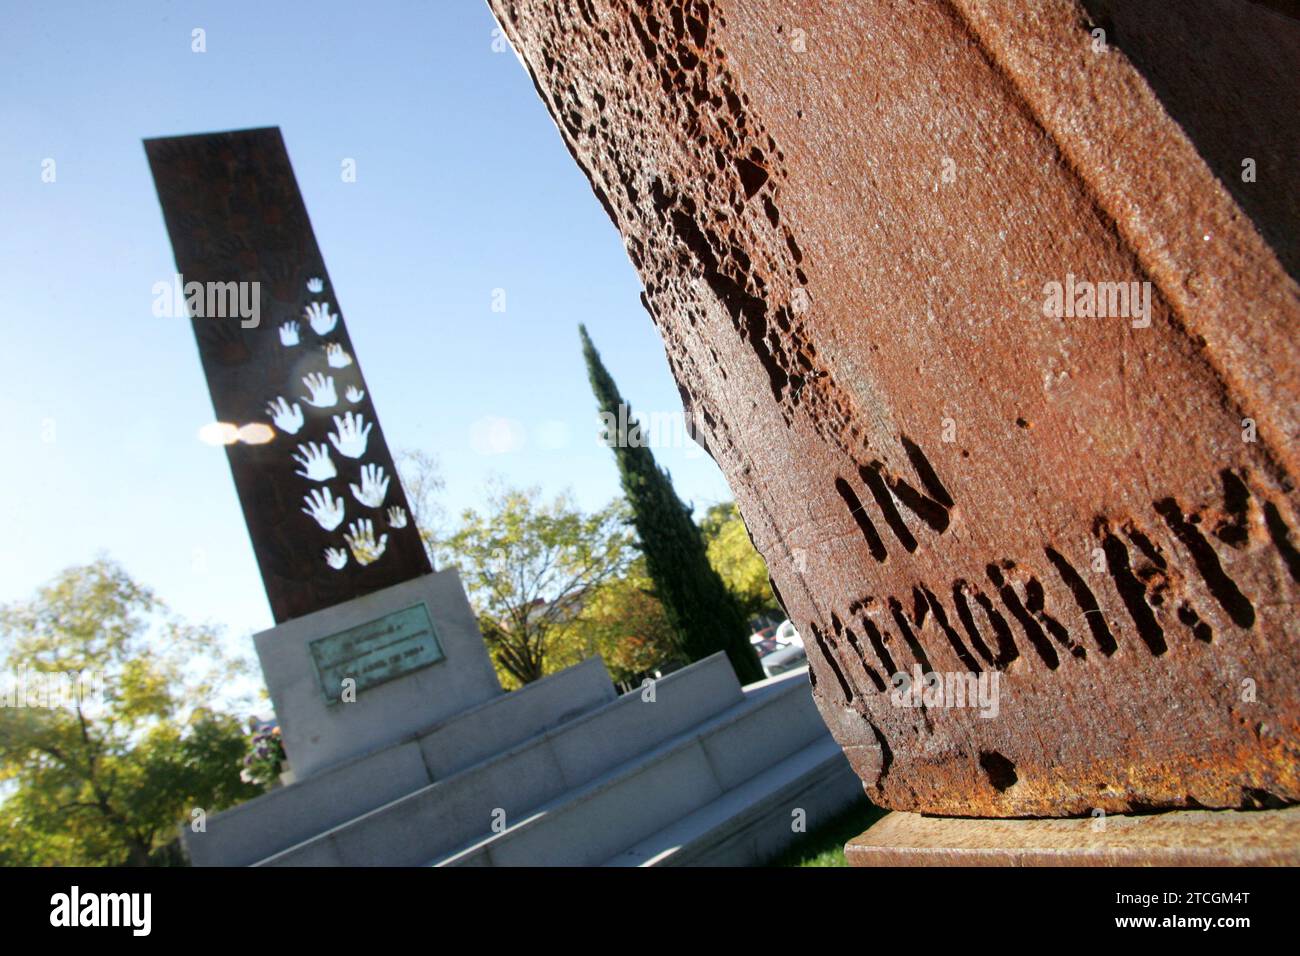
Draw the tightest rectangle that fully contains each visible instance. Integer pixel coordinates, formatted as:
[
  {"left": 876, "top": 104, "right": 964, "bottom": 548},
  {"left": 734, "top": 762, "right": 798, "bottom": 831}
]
[{"left": 488, "top": 0, "right": 1300, "bottom": 815}]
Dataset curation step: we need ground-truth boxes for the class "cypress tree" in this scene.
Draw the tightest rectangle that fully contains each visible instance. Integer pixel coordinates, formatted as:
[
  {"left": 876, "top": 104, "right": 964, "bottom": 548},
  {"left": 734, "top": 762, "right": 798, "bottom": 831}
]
[{"left": 579, "top": 324, "right": 764, "bottom": 684}]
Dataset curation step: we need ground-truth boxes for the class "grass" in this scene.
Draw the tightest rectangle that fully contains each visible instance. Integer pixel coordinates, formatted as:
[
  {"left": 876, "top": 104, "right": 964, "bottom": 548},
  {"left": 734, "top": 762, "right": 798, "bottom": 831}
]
[{"left": 766, "top": 797, "right": 888, "bottom": 867}]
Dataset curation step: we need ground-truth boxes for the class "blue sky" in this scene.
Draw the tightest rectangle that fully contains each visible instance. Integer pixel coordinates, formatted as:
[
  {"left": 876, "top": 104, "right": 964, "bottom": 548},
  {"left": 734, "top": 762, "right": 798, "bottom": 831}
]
[{"left": 0, "top": 0, "right": 732, "bottom": 644}]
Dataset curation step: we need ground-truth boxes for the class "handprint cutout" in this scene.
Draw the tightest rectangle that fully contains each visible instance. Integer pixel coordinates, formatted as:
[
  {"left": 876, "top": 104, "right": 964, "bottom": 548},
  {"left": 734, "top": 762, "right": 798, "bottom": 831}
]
[
  {"left": 344, "top": 518, "right": 388, "bottom": 566},
  {"left": 345, "top": 385, "right": 366, "bottom": 404},
  {"left": 292, "top": 442, "right": 336, "bottom": 482},
  {"left": 302, "top": 487, "right": 345, "bottom": 531},
  {"left": 328, "top": 411, "right": 372, "bottom": 459},
  {"left": 266, "top": 397, "right": 304, "bottom": 435},
  {"left": 325, "top": 343, "right": 353, "bottom": 369},
  {"left": 306, "top": 277, "right": 325, "bottom": 294},
  {"left": 279, "top": 321, "right": 300, "bottom": 347},
  {"left": 350, "top": 463, "right": 390, "bottom": 508},
  {"left": 304, "top": 301, "right": 337, "bottom": 335},
  {"left": 387, "top": 506, "right": 408, "bottom": 529},
  {"left": 301, "top": 372, "right": 338, "bottom": 408},
  {"left": 324, "top": 546, "right": 348, "bottom": 570}
]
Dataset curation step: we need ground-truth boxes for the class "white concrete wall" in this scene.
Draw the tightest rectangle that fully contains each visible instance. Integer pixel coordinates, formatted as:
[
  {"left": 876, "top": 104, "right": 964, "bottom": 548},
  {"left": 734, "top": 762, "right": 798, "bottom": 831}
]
[{"left": 185, "top": 656, "right": 615, "bottom": 866}]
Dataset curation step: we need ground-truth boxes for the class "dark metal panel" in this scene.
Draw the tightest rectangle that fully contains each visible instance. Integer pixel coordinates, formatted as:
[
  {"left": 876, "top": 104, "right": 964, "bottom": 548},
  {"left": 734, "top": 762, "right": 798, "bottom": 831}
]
[{"left": 144, "top": 127, "right": 431, "bottom": 623}]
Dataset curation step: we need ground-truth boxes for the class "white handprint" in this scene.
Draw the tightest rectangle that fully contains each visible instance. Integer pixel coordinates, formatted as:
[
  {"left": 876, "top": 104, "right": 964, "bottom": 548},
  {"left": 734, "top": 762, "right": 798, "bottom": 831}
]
[
  {"left": 304, "top": 301, "right": 337, "bottom": 335},
  {"left": 324, "top": 546, "right": 348, "bottom": 570},
  {"left": 345, "top": 385, "right": 366, "bottom": 404},
  {"left": 301, "top": 487, "right": 345, "bottom": 531},
  {"left": 325, "top": 343, "right": 353, "bottom": 368},
  {"left": 344, "top": 518, "right": 388, "bottom": 566},
  {"left": 279, "top": 321, "right": 300, "bottom": 347},
  {"left": 306, "top": 277, "right": 325, "bottom": 293},
  {"left": 301, "top": 372, "right": 338, "bottom": 409},
  {"left": 266, "top": 397, "right": 304, "bottom": 435},
  {"left": 350, "top": 463, "right": 390, "bottom": 508},
  {"left": 328, "top": 411, "right": 372, "bottom": 459},
  {"left": 292, "top": 442, "right": 336, "bottom": 482},
  {"left": 387, "top": 506, "right": 408, "bottom": 529}
]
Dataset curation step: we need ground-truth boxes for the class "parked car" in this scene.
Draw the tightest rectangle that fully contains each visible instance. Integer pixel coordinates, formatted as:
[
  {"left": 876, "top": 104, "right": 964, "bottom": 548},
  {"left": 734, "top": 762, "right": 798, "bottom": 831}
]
[
  {"left": 760, "top": 639, "right": 807, "bottom": 678},
  {"left": 760, "top": 620, "right": 806, "bottom": 677},
  {"left": 773, "top": 619, "right": 803, "bottom": 648},
  {"left": 746, "top": 623, "right": 780, "bottom": 657}
]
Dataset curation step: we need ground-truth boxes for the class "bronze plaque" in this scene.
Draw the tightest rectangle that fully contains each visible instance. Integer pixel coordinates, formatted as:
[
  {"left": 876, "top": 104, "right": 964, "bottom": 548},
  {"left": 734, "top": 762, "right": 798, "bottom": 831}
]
[{"left": 309, "top": 603, "right": 444, "bottom": 702}]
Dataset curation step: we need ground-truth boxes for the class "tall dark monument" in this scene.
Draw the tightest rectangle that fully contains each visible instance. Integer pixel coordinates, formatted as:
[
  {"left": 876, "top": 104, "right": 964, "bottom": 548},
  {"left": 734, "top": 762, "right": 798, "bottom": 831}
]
[
  {"left": 146, "top": 127, "right": 503, "bottom": 782},
  {"left": 144, "top": 128, "right": 431, "bottom": 622}
]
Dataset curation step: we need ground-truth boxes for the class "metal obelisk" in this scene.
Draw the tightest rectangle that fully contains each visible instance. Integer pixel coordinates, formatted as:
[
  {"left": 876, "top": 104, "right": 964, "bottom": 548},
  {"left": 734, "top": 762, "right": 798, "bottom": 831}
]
[{"left": 145, "top": 127, "right": 432, "bottom": 622}]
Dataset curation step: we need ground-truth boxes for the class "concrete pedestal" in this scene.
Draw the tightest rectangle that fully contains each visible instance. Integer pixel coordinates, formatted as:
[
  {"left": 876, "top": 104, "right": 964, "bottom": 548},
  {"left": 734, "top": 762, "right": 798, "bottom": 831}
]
[
  {"left": 185, "top": 650, "right": 863, "bottom": 866},
  {"left": 846, "top": 807, "right": 1300, "bottom": 866},
  {"left": 253, "top": 569, "right": 501, "bottom": 778},
  {"left": 186, "top": 568, "right": 865, "bottom": 867}
]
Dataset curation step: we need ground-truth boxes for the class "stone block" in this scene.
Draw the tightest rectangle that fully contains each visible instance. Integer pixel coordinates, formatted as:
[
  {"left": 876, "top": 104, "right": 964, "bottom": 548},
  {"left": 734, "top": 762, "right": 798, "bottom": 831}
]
[
  {"left": 846, "top": 806, "right": 1300, "bottom": 866},
  {"left": 254, "top": 569, "right": 501, "bottom": 778},
  {"left": 185, "top": 656, "right": 614, "bottom": 866}
]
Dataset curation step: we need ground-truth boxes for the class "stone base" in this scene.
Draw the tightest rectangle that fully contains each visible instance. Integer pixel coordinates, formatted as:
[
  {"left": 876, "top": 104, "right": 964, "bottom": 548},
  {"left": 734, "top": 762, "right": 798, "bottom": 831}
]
[
  {"left": 254, "top": 569, "right": 502, "bottom": 778},
  {"left": 184, "top": 657, "right": 615, "bottom": 866},
  {"left": 846, "top": 807, "right": 1300, "bottom": 866},
  {"left": 185, "top": 654, "right": 861, "bottom": 867}
]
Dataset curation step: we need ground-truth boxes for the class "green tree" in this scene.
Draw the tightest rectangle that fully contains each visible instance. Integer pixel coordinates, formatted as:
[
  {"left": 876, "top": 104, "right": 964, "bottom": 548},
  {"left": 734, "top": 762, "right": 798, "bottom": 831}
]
[
  {"left": 445, "top": 486, "right": 635, "bottom": 688},
  {"left": 579, "top": 325, "right": 763, "bottom": 683},
  {"left": 701, "top": 502, "right": 781, "bottom": 621},
  {"left": 0, "top": 558, "right": 261, "bottom": 865},
  {"left": 396, "top": 448, "right": 447, "bottom": 565},
  {"left": 548, "top": 558, "right": 683, "bottom": 684}
]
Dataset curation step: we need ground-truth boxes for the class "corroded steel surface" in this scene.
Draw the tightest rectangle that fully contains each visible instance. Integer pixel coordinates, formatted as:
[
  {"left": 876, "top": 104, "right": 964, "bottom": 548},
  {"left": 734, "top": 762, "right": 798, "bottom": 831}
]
[{"left": 488, "top": 0, "right": 1300, "bottom": 814}]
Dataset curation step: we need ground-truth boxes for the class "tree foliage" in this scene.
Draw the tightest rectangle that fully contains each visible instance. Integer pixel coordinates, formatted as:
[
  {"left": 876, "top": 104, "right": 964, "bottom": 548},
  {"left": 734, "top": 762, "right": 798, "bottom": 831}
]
[
  {"left": 700, "top": 502, "right": 781, "bottom": 621},
  {"left": 0, "top": 558, "right": 260, "bottom": 865},
  {"left": 445, "top": 486, "right": 635, "bottom": 688},
  {"left": 579, "top": 325, "right": 763, "bottom": 683},
  {"left": 396, "top": 448, "right": 447, "bottom": 565},
  {"left": 547, "top": 558, "right": 683, "bottom": 684}
]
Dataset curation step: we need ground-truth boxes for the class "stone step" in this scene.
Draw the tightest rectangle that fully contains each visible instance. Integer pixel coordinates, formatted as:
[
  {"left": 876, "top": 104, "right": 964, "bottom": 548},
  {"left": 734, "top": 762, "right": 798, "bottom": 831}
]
[
  {"left": 187, "top": 656, "right": 615, "bottom": 867},
  {"left": 603, "top": 734, "right": 861, "bottom": 866},
  {"left": 431, "top": 666, "right": 828, "bottom": 866},
  {"left": 255, "top": 652, "right": 743, "bottom": 866}
]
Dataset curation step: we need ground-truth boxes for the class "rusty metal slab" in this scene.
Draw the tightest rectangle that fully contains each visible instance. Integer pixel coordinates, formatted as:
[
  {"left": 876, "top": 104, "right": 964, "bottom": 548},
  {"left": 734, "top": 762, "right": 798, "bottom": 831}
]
[{"left": 488, "top": 0, "right": 1300, "bottom": 814}]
